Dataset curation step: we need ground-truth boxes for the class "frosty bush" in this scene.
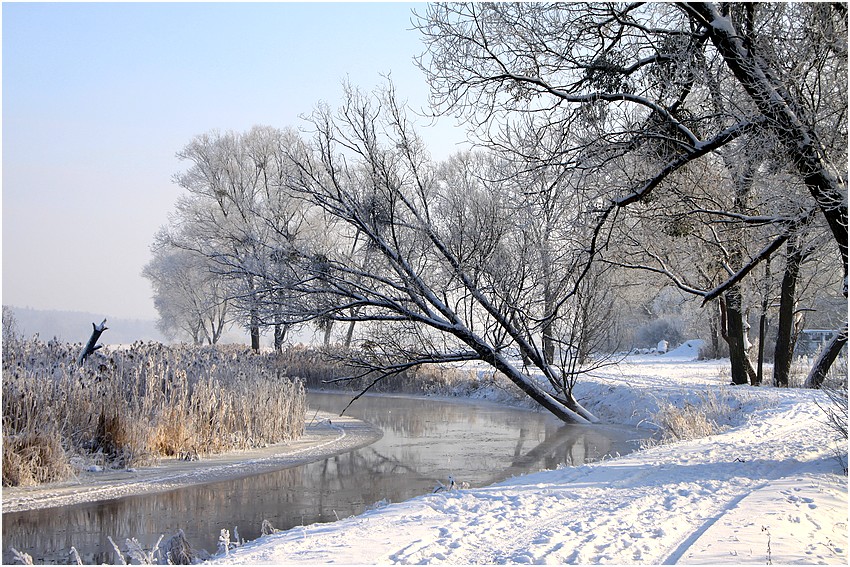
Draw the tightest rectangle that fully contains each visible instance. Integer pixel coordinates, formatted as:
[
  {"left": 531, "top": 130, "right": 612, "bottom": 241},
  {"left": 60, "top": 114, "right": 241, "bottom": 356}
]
[
  {"left": 633, "top": 318, "right": 685, "bottom": 350},
  {"left": 2, "top": 340, "right": 306, "bottom": 486}
]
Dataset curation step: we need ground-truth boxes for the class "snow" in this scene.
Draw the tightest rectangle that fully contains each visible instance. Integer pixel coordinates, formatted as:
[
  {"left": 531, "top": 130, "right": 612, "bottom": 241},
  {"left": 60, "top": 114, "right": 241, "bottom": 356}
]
[
  {"left": 214, "top": 350, "right": 848, "bottom": 565},
  {"left": 664, "top": 339, "right": 704, "bottom": 359}
]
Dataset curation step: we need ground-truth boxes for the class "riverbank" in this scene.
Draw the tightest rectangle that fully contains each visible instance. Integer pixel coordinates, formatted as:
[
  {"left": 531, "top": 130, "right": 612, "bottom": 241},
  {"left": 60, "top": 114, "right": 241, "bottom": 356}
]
[
  {"left": 1, "top": 412, "right": 381, "bottom": 514},
  {"left": 216, "top": 355, "right": 848, "bottom": 565}
]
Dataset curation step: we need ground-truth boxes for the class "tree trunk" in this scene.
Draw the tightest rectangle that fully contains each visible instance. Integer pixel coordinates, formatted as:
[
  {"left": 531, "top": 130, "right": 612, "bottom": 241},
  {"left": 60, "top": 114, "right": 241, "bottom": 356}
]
[
  {"left": 250, "top": 306, "right": 261, "bottom": 351},
  {"left": 201, "top": 319, "right": 214, "bottom": 345},
  {"left": 542, "top": 287, "right": 556, "bottom": 366},
  {"left": 804, "top": 323, "right": 848, "bottom": 388},
  {"left": 756, "top": 259, "right": 770, "bottom": 386},
  {"left": 323, "top": 319, "right": 334, "bottom": 347},
  {"left": 487, "top": 350, "right": 591, "bottom": 424},
  {"left": 274, "top": 324, "right": 287, "bottom": 352},
  {"left": 540, "top": 224, "right": 556, "bottom": 366},
  {"left": 542, "top": 323, "right": 556, "bottom": 366},
  {"left": 721, "top": 290, "right": 752, "bottom": 385},
  {"left": 718, "top": 139, "right": 758, "bottom": 386},
  {"left": 209, "top": 305, "right": 227, "bottom": 345},
  {"left": 707, "top": 302, "right": 723, "bottom": 359},
  {"left": 756, "top": 308, "right": 767, "bottom": 386},
  {"left": 344, "top": 320, "right": 356, "bottom": 349},
  {"left": 773, "top": 239, "right": 804, "bottom": 387},
  {"left": 457, "top": 327, "right": 593, "bottom": 424}
]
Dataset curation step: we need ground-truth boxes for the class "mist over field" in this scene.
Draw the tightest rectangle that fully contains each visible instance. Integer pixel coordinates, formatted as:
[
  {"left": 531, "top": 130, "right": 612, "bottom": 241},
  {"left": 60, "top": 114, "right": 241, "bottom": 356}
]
[
  {"left": 7, "top": 306, "right": 166, "bottom": 344},
  {"left": 4, "top": 306, "right": 316, "bottom": 347}
]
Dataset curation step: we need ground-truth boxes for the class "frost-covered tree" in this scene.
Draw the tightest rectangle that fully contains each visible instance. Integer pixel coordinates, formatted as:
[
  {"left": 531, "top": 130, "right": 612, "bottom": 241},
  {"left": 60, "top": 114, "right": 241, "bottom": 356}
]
[
  {"left": 439, "top": 137, "right": 622, "bottom": 389},
  {"left": 166, "top": 126, "right": 310, "bottom": 350},
  {"left": 2, "top": 306, "right": 20, "bottom": 346},
  {"left": 415, "top": 2, "right": 847, "bottom": 381},
  {"left": 283, "top": 82, "right": 599, "bottom": 423},
  {"left": 142, "top": 234, "right": 230, "bottom": 345}
]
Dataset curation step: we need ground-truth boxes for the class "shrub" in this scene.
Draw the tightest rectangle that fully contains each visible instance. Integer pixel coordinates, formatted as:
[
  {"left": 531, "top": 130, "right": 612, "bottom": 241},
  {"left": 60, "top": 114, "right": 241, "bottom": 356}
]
[
  {"left": 2, "top": 428, "right": 72, "bottom": 487},
  {"left": 816, "top": 355, "right": 847, "bottom": 473}
]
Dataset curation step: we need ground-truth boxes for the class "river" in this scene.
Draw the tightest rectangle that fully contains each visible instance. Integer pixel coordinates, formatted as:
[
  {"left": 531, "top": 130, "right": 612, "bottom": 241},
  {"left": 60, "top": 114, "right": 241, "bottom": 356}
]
[{"left": 2, "top": 392, "right": 648, "bottom": 564}]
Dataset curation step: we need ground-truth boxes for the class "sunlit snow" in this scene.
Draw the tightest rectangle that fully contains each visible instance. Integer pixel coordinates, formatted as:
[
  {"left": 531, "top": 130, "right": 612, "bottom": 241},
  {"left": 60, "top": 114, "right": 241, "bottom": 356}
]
[{"left": 213, "top": 349, "right": 848, "bottom": 565}]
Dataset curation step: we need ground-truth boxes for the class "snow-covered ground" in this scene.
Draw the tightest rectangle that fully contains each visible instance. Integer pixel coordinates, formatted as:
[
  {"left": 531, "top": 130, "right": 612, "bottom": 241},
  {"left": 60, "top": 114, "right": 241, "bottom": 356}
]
[{"left": 214, "top": 348, "right": 848, "bottom": 565}]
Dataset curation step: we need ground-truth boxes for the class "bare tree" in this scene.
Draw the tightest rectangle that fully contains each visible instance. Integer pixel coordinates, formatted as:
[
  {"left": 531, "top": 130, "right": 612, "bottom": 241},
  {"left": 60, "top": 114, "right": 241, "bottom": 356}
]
[
  {"left": 282, "top": 83, "right": 599, "bottom": 423},
  {"left": 167, "top": 126, "right": 311, "bottom": 350},
  {"left": 142, "top": 237, "right": 231, "bottom": 345}
]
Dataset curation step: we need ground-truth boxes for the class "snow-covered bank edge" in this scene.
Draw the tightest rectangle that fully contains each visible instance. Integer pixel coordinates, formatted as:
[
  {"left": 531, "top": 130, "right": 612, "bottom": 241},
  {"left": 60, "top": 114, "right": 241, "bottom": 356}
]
[
  {"left": 1, "top": 412, "right": 381, "bottom": 514},
  {"left": 214, "top": 357, "right": 848, "bottom": 565}
]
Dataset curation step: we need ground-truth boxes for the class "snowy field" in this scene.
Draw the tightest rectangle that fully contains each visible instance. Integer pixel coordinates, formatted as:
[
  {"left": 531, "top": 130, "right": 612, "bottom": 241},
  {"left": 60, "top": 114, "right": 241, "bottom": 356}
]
[{"left": 214, "top": 345, "right": 848, "bottom": 565}]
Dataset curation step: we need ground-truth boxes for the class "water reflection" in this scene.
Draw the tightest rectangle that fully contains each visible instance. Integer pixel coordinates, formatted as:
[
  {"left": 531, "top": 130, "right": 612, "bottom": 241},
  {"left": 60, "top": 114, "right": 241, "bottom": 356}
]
[{"left": 2, "top": 392, "right": 645, "bottom": 564}]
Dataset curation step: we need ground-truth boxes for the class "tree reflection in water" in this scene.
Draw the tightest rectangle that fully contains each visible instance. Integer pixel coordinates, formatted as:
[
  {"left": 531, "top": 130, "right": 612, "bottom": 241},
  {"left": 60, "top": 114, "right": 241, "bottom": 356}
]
[{"left": 2, "top": 392, "right": 646, "bottom": 564}]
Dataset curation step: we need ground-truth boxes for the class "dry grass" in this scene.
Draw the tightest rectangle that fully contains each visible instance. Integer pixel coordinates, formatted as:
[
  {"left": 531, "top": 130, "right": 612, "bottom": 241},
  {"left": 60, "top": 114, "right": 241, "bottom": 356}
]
[
  {"left": 2, "top": 428, "right": 73, "bottom": 487},
  {"left": 650, "top": 398, "right": 722, "bottom": 443},
  {"left": 642, "top": 387, "right": 754, "bottom": 447},
  {"left": 2, "top": 340, "right": 307, "bottom": 486}
]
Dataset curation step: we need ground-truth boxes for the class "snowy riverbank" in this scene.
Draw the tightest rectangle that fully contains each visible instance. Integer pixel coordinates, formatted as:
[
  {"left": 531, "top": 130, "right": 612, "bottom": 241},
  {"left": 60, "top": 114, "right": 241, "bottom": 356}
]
[{"left": 214, "top": 353, "right": 848, "bottom": 565}]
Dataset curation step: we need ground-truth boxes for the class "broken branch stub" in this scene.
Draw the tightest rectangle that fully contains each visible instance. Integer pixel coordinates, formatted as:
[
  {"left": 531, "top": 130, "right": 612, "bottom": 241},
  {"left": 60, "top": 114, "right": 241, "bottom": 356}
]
[{"left": 78, "top": 318, "right": 108, "bottom": 364}]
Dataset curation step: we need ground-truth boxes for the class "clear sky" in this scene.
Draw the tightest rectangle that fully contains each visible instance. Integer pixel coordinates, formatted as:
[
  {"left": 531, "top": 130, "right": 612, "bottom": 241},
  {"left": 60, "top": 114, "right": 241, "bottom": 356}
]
[{"left": 2, "top": 1, "right": 465, "bottom": 320}]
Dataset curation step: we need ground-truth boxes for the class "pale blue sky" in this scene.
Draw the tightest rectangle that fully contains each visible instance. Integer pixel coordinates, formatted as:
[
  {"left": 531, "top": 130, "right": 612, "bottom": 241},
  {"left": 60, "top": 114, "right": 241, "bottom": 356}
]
[{"left": 2, "top": 1, "right": 465, "bottom": 320}]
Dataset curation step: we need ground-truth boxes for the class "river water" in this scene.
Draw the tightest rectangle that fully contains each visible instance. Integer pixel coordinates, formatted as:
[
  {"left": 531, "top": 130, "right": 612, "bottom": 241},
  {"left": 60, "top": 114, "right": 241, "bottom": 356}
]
[{"left": 2, "top": 392, "right": 647, "bottom": 564}]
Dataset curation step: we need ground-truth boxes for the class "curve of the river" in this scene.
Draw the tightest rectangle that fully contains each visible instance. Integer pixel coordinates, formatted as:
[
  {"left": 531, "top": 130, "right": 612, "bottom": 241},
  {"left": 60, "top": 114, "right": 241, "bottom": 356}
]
[{"left": 2, "top": 391, "right": 648, "bottom": 564}]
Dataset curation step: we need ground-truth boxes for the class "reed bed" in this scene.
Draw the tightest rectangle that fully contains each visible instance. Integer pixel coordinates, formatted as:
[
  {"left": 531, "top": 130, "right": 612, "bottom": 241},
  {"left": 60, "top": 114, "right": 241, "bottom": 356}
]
[
  {"left": 2, "top": 340, "right": 306, "bottom": 486},
  {"left": 275, "top": 345, "right": 515, "bottom": 398}
]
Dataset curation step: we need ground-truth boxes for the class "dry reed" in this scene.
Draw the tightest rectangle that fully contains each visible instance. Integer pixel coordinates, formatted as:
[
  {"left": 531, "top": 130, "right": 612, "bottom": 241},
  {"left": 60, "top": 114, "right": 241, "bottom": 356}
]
[{"left": 2, "top": 340, "right": 306, "bottom": 486}]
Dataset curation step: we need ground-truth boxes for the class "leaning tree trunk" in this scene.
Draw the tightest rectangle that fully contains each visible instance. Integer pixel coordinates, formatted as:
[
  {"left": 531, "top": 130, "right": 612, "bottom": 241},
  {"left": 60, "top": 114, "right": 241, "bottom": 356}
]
[
  {"left": 773, "top": 238, "right": 804, "bottom": 387},
  {"left": 804, "top": 323, "right": 848, "bottom": 389},
  {"left": 456, "top": 327, "right": 594, "bottom": 424}
]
